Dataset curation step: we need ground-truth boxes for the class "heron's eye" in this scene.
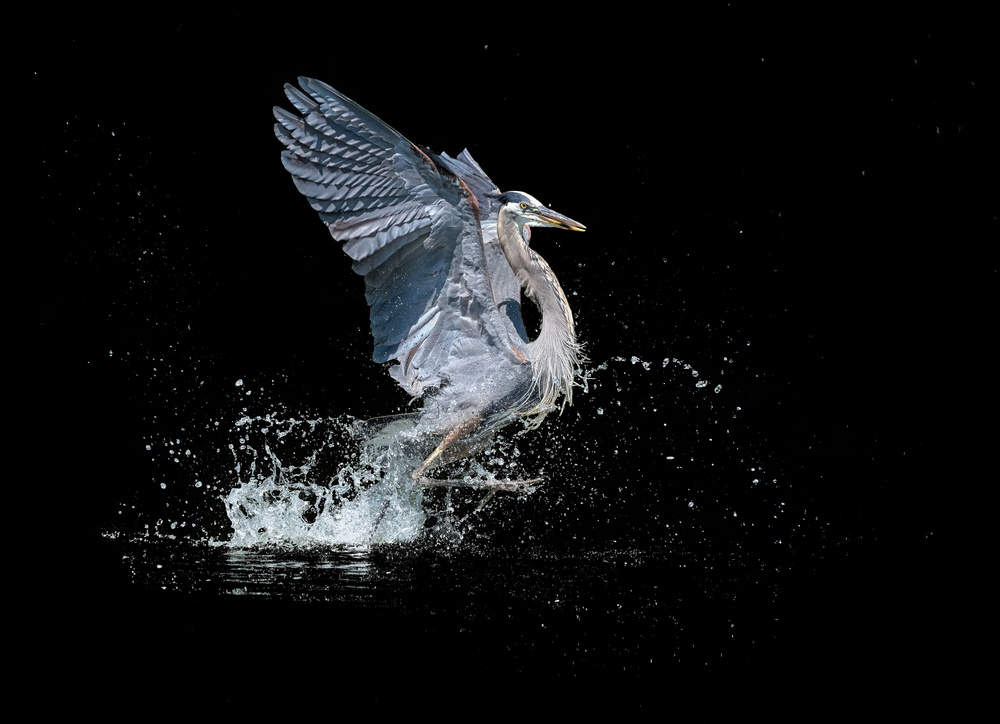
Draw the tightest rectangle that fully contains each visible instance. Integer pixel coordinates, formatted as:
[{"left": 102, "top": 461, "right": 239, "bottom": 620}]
[{"left": 519, "top": 202, "right": 527, "bottom": 210}]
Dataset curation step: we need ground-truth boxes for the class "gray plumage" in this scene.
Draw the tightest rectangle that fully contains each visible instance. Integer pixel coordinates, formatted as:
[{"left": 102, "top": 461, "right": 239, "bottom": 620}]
[{"left": 273, "top": 78, "right": 585, "bottom": 488}]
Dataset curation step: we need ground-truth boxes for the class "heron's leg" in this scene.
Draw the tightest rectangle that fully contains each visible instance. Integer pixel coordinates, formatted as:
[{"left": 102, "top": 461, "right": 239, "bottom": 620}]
[{"left": 410, "top": 420, "right": 544, "bottom": 491}]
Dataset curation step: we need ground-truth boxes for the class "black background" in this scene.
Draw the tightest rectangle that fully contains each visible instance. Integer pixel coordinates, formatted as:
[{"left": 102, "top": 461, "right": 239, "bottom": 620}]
[{"left": 21, "top": 7, "right": 993, "bottom": 714}]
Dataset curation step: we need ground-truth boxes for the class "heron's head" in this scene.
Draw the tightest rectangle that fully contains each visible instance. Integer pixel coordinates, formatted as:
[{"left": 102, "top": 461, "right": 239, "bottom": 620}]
[{"left": 497, "top": 191, "right": 586, "bottom": 233}]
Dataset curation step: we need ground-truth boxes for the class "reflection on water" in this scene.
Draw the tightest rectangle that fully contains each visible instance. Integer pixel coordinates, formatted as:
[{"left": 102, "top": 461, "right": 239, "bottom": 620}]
[
  {"left": 87, "top": 518, "right": 973, "bottom": 714},
  {"left": 111, "top": 534, "right": 786, "bottom": 688},
  {"left": 127, "top": 541, "right": 377, "bottom": 600}
]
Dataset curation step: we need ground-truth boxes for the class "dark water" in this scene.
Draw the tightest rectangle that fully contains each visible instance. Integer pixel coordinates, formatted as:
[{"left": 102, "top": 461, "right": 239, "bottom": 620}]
[
  {"left": 25, "top": 12, "right": 991, "bottom": 715},
  {"left": 78, "top": 510, "right": 986, "bottom": 714}
]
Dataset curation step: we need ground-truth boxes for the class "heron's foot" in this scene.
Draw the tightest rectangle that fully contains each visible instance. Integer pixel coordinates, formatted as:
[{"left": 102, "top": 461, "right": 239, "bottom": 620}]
[{"left": 411, "top": 473, "right": 544, "bottom": 492}]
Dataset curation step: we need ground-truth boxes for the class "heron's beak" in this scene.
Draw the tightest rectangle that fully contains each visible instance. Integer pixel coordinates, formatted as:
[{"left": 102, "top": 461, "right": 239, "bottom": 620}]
[{"left": 536, "top": 206, "right": 586, "bottom": 232}]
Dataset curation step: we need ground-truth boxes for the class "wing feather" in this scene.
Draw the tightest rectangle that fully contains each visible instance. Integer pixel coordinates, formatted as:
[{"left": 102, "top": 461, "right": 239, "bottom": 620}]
[{"left": 273, "top": 78, "right": 520, "bottom": 396}]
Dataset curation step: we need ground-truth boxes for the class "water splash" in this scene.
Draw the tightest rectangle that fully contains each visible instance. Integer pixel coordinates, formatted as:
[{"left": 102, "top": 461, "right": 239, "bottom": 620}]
[
  {"left": 222, "top": 415, "right": 430, "bottom": 547},
  {"left": 219, "top": 413, "right": 541, "bottom": 548}
]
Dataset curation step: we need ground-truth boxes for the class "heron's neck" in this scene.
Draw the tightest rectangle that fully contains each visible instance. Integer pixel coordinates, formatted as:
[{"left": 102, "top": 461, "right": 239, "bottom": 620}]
[{"left": 497, "top": 210, "right": 581, "bottom": 410}]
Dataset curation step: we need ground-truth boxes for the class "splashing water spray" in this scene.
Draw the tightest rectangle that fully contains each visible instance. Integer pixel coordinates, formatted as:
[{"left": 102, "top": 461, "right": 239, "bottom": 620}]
[
  {"left": 220, "top": 409, "right": 540, "bottom": 547},
  {"left": 222, "top": 414, "right": 432, "bottom": 546}
]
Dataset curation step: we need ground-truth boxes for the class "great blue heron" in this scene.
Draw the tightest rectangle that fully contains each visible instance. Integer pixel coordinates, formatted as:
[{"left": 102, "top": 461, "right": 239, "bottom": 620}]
[{"left": 273, "top": 78, "right": 585, "bottom": 493}]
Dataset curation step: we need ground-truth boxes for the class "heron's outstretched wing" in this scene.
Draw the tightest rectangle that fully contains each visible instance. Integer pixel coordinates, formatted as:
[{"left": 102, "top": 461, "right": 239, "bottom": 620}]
[{"left": 274, "top": 78, "right": 519, "bottom": 396}]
